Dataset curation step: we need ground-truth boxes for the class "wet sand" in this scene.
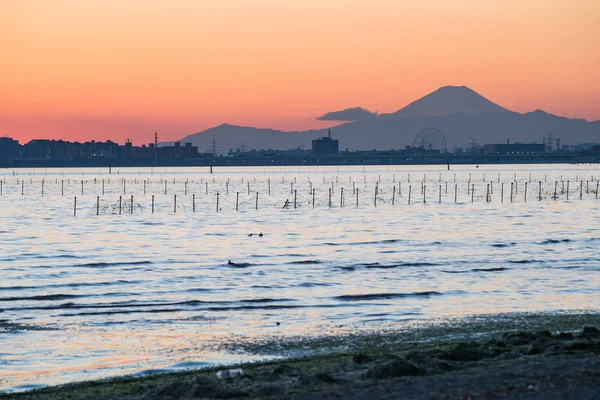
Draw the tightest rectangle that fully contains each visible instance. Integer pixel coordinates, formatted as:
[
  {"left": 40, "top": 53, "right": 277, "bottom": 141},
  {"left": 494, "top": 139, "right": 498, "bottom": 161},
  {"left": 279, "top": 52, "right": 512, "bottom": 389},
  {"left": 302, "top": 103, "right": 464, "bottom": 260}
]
[{"left": 2, "top": 311, "right": 600, "bottom": 399}]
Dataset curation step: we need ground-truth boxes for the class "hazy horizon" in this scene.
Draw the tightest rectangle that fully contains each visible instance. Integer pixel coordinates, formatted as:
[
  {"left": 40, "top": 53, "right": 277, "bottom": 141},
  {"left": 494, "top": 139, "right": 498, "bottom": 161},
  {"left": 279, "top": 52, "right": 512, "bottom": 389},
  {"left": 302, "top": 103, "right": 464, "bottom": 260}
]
[{"left": 2, "top": 0, "right": 599, "bottom": 145}]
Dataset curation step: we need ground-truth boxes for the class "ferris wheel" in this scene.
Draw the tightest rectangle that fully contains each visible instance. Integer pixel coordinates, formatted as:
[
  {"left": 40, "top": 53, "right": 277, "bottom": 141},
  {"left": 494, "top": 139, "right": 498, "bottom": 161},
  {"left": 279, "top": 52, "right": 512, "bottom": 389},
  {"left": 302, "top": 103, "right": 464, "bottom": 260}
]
[{"left": 413, "top": 128, "right": 447, "bottom": 151}]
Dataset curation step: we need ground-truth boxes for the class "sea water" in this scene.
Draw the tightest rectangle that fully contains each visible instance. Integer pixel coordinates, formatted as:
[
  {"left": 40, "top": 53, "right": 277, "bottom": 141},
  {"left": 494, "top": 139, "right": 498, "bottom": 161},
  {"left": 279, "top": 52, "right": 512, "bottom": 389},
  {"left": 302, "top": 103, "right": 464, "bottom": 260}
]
[{"left": 1, "top": 164, "right": 599, "bottom": 392}]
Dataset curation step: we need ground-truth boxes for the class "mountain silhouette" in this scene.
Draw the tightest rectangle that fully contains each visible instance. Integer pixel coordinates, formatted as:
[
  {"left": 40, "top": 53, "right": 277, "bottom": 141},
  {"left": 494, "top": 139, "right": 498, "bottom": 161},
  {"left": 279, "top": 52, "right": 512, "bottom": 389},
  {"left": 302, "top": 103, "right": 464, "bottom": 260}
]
[
  {"left": 384, "top": 85, "right": 510, "bottom": 119},
  {"left": 171, "top": 87, "right": 598, "bottom": 153}
]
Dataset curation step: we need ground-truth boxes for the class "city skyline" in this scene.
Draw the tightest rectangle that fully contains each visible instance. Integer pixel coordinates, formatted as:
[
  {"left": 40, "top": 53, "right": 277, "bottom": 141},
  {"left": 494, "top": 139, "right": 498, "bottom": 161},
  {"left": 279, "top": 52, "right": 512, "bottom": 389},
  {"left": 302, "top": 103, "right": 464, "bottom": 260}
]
[{"left": 2, "top": 0, "right": 599, "bottom": 145}]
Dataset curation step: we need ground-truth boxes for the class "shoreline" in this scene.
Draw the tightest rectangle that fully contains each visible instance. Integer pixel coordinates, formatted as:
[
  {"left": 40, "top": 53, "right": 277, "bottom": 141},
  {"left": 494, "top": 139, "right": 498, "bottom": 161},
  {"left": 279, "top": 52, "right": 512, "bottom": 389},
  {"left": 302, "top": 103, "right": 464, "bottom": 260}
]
[{"left": 3, "top": 310, "right": 600, "bottom": 399}]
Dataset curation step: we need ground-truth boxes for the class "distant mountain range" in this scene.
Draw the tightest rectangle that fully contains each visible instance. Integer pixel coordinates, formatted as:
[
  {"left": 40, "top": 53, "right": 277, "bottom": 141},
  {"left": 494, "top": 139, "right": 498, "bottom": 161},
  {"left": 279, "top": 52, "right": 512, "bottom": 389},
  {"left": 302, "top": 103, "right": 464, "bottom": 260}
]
[{"left": 170, "top": 86, "right": 599, "bottom": 153}]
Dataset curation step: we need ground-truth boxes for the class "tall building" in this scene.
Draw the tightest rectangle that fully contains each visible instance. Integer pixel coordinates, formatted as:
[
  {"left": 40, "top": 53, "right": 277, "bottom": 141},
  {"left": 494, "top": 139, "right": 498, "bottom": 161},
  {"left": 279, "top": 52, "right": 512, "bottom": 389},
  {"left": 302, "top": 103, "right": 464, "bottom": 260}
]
[{"left": 312, "top": 129, "right": 339, "bottom": 155}]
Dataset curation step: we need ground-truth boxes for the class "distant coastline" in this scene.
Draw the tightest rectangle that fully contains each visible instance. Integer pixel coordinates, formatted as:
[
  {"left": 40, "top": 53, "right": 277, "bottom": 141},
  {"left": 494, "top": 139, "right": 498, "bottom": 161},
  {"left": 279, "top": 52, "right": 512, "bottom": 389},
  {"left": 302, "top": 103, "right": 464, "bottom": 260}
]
[{"left": 2, "top": 152, "right": 599, "bottom": 169}]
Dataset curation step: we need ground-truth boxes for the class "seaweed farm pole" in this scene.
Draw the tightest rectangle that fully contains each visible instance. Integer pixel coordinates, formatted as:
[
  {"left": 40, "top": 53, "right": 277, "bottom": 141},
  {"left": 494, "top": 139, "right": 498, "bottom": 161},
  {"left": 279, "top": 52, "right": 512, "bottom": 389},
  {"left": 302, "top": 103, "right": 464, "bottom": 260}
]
[
  {"left": 539, "top": 181, "right": 542, "bottom": 201},
  {"left": 580, "top": 181, "right": 583, "bottom": 199},
  {"left": 123, "top": 179, "right": 126, "bottom": 195},
  {"left": 313, "top": 189, "right": 316, "bottom": 208},
  {"left": 255, "top": 192, "right": 258, "bottom": 210},
  {"left": 131, "top": 195, "right": 134, "bottom": 214},
  {"left": 185, "top": 181, "right": 188, "bottom": 196},
  {"left": 236, "top": 192, "right": 239, "bottom": 211},
  {"left": 0, "top": 181, "right": 2, "bottom": 195},
  {"left": 439, "top": 185, "right": 442, "bottom": 203},
  {"left": 41, "top": 179, "right": 44, "bottom": 196},
  {"left": 206, "top": 182, "right": 208, "bottom": 195},
  {"left": 74, "top": 197, "right": 77, "bottom": 216},
  {"left": 268, "top": 179, "right": 271, "bottom": 195},
  {"left": 339, "top": 188, "right": 343, "bottom": 207},
  {"left": 193, "top": 194, "right": 196, "bottom": 212},
  {"left": 216, "top": 193, "right": 219, "bottom": 212},
  {"left": 392, "top": 186, "right": 395, "bottom": 205},
  {"left": 524, "top": 182, "right": 528, "bottom": 202},
  {"left": 165, "top": 181, "right": 167, "bottom": 195},
  {"left": 151, "top": 195, "right": 155, "bottom": 214},
  {"left": 423, "top": 185, "right": 426, "bottom": 203},
  {"left": 96, "top": 196, "right": 100, "bottom": 216},
  {"left": 408, "top": 186, "right": 411, "bottom": 205},
  {"left": 510, "top": 182, "right": 514, "bottom": 202},
  {"left": 143, "top": 180, "right": 146, "bottom": 195},
  {"left": 567, "top": 181, "right": 570, "bottom": 200},
  {"left": 596, "top": 181, "right": 599, "bottom": 199},
  {"left": 486, "top": 183, "right": 490, "bottom": 202},
  {"left": 356, "top": 188, "right": 359, "bottom": 207},
  {"left": 102, "top": 180, "right": 104, "bottom": 196},
  {"left": 374, "top": 186, "right": 377, "bottom": 207},
  {"left": 81, "top": 180, "right": 84, "bottom": 195},
  {"left": 471, "top": 184, "right": 474, "bottom": 203},
  {"left": 501, "top": 183, "right": 504, "bottom": 203},
  {"left": 454, "top": 184, "right": 457, "bottom": 203},
  {"left": 119, "top": 196, "right": 122, "bottom": 215},
  {"left": 290, "top": 182, "right": 293, "bottom": 194},
  {"left": 329, "top": 188, "right": 332, "bottom": 207},
  {"left": 294, "top": 189, "right": 297, "bottom": 209},
  {"left": 21, "top": 180, "right": 24, "bottom": 195},
  {"left": 554, "top": 181, "right": 558, "bottom": 200}
]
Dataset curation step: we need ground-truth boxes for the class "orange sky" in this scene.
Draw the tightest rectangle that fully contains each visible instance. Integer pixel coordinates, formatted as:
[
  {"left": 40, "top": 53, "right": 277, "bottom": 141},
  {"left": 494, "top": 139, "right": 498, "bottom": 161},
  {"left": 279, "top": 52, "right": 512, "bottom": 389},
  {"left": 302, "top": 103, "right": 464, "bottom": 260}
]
[{"left": 1, "top": 0, "right": 599, "bottom": 145}]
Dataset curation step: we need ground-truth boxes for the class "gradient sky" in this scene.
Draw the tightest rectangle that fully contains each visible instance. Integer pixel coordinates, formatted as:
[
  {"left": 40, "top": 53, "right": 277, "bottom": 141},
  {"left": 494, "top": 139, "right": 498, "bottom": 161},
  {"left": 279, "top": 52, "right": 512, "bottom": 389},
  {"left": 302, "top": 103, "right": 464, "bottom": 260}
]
[{"left": 2, "top": 0, "right": 599, "bottom": 145}]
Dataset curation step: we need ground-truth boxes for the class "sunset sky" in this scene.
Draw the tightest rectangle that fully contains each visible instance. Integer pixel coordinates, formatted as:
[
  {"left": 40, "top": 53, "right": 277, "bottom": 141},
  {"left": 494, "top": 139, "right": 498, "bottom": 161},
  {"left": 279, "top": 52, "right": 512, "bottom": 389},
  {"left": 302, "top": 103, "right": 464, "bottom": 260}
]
[{"left": 1, "top": 0, "right": 599, "bottom": 145}]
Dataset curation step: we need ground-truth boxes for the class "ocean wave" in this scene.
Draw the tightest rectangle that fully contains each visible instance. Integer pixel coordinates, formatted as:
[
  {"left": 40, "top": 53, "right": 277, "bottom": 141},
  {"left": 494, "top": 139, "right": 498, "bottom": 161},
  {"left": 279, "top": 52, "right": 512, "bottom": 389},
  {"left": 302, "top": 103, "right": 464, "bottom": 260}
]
[
  {"left": 286, "top": 260, "right": 322, "bottom": 265},
  {"left": 539, "top": 239, "right": 572, "bottom": 245},
  {"left": 334, "top": 291, "right": 442, "bottom": 301}
]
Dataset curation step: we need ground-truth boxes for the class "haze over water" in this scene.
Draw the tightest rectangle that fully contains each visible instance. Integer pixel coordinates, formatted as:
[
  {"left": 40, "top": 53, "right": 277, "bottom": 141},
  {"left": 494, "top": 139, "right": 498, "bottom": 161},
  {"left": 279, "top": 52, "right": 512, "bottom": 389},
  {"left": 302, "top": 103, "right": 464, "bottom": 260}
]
[{"left": 1, "top": 164, "right": 599, "bottom": 392}]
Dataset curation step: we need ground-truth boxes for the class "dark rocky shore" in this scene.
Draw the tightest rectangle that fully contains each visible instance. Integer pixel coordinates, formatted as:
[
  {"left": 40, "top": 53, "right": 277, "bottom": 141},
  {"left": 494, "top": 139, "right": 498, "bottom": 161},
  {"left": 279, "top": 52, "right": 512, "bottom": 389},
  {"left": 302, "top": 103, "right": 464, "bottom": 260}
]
[{"left": 3, "top": 312, "right": 600, "bottom": 400}]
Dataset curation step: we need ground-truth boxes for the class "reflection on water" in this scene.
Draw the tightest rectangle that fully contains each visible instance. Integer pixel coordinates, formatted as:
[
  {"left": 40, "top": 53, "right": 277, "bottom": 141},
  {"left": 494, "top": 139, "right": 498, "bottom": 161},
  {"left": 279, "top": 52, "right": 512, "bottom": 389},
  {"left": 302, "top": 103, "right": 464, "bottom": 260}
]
[{"left": 0, "top": 164, "right": 599, "bottom": 391}]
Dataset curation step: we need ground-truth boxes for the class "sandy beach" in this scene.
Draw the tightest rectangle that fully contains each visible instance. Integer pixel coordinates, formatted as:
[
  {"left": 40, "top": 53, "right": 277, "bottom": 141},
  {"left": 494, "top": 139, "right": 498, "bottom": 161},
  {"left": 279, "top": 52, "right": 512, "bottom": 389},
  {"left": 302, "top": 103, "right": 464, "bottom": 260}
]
[{"left": 2, "top": 311, "right": 599, "bottom": 399}]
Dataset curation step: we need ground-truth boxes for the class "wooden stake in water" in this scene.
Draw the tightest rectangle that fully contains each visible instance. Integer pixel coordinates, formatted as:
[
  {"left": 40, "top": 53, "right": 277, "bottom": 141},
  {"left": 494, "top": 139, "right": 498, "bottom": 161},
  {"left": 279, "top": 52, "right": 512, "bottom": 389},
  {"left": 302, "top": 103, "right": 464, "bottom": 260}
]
[
  {"left": 567, "top": 181, "right": 570, "bottom": 200},
  {"left": 374, "top": 186, "right": 378, "bottom": 207},
  {"left": 152, "top": 195, "right": 155, "bottom": 214},
  {"left": 454, "top": 184, "right": 457, "bottom": 203},
  {"left": 131, "top": 195, "right": 134, "bottom": 214},
  {"left": 471, "top": 184, "right": 474, "bottom": 203},
  {"left": 423, "top": 185, "right": 427, "bottom": 204},
  {"left": 255, "top": 192, "right": 258, "bottom": 210},
  {"left": 312, "top": 189, "right": 315, "bottom": 208},
  {"left": 501, "top": 183, "right": 504, "bottom": 203},
  {"left": 339, "top": 188, "right": 343, "bottom": 208},
  {"left": 119, "top": 196, "right": 122, "bottom": 215},
  {"left": 329, "top": 188, "right": 332, "bottom": 207},
  {"left": 356, "top": 188, "right": 359, "bottom": 207},
  {"left": 96, "top": 196, "right": 100, "bottom": 216},
  {"left": 524, "top": 182, "right": 528, "bottom": 202},
  {"left": 408, "top": 186, "right": 412, "bottom": 205},
  {"left": 215, "top": 193, "right": 219, "bottom": 212},
  {"left": 193, "top": 194, "right": 196, "bottom": 212},
  {"left": 539, "top": 181, "right": 542, "bottom": 201},
  {"left": 439, "top": 185, "right": 442, "bottom": 203},
  {"left": 392, "top": 186, "right": 395, "bottom": 205},
  {"left": 294, "top": 190, "right": 297, "bottom": 209},
  {"left": 74, "top": 197, "right": 77, "bottom": 216}
]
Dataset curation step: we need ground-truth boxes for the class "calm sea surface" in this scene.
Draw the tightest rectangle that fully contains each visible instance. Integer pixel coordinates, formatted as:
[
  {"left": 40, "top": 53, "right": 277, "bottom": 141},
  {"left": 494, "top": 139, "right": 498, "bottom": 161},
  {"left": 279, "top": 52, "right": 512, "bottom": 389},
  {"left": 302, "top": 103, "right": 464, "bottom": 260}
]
[{"left": 1, "top": 164, "right": 599, "bottom": 392}]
